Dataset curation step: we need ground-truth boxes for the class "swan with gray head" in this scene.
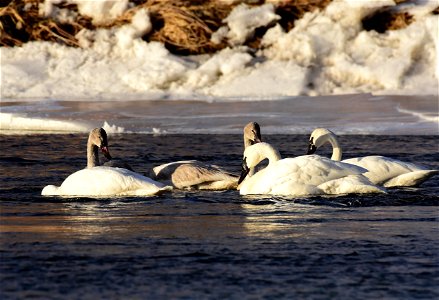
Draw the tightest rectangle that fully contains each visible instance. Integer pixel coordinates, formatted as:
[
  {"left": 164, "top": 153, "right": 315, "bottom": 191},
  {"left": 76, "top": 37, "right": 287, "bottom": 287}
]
[
  {"left": 150, "top": 122, "right": 262, "bottom": 190},
  {"left": 42, "top": 128, "right": 172, "bottom": 197}
]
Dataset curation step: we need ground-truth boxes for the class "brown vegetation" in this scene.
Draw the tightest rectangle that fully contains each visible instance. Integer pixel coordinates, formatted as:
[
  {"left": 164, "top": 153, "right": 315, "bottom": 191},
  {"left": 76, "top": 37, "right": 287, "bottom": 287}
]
[{"left": 0, "top": 0, "right": 430, "bottom": 55}]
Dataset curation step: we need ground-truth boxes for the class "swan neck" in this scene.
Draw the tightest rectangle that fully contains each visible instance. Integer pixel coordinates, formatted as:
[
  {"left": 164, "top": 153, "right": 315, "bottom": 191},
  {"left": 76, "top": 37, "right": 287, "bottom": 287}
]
[
  {"left": 266, "top": 148, "right": 281, "bottom": 165},
  {"left": 332, "top": 147, "right": 342, "bottom": 161},
  {"left": 328, "top": 135, "right": 342, "bottom": 161},
  {"left": 87, "top": 139, "right": 100, "bottom": 168},
  {"left": 244, "top": 137, "right": 253, "bottom": 149}
]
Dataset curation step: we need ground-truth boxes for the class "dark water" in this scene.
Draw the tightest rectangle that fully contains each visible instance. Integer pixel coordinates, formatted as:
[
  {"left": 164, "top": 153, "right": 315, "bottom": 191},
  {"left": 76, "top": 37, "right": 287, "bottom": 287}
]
[{"left": 1, "top": 134, "right": 438, "bottom": 299}]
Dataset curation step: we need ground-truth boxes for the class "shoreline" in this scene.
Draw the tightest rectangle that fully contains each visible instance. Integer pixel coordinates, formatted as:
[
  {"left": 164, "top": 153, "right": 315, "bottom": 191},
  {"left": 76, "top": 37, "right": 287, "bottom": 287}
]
[{"left": 1, "top": 94, "right": 438, "bottom": 135}]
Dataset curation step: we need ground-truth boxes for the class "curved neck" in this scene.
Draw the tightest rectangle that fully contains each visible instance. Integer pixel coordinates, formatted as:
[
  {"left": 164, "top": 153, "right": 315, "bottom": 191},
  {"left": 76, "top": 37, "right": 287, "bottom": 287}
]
[
  {"left": 87, "top": 139, "right": 100, "bottom": 168},
  {"left": 244, "top": 138, "right": 252, "bottom": 149},
  {"left": 244, "top": 137, "right": 254, "bottom": 175},
  {"left": 252, "top": 143, "right": 281, "bottom": 167},
  {"left": 327, "top": 135, "right": 342, "bottom": 161},
  {"left": 249, "top": 145, "right": 281, "bottom": 177},
  {"left": 266, "top": 148, "right": 281, "bottom": 165}
]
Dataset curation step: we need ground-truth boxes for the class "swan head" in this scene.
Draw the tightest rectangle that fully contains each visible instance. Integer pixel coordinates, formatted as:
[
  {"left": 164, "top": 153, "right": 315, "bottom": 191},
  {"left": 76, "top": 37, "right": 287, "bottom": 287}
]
[
  {"left": 307, "top": 128, "right": 336, "bottom": 154},
  {"left": 238, "top": 142, "right": 281, "bottom": 184},
  {"left": 89, "top": 128, "right": 112, "bottom": 159},
  {"left": 244, "top": 122, "right": 262, "bottom": 146}
]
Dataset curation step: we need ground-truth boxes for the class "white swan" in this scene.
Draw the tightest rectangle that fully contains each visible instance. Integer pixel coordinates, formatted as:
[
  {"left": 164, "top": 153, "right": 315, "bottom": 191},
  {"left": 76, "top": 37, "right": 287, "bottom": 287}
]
[
  {"left": 42, "top": 128, "right": 172, "bottom": 197},
  {"left": 150, "top": 122, "right": 262, "bottom": 190},
  {"left": 307, "top": 128, "right": 438, "bottom": 187},
  {"left": 237, "top": 142, "right": 385, "bottom": 196}
]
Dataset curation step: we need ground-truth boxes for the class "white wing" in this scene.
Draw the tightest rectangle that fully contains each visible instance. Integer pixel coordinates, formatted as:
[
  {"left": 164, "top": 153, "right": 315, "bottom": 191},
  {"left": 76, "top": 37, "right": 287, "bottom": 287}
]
[{"left": 343, "top": 156, "right": 438, "bottom": 187}]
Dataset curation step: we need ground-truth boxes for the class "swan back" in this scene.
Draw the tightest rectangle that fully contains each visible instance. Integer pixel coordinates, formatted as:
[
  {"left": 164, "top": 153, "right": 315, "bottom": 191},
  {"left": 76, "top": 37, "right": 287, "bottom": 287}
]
[
  {"left": 42, "top": 166, "right": 172, "bottom": 197},
  {"left": 151, "top": 160, "right": 238, "bottom": 190}
]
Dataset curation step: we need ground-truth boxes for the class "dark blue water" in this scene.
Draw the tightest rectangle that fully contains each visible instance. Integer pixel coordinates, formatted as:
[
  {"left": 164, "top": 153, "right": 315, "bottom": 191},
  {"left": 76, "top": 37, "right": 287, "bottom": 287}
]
[{"left": 1, "top": 134, "right": 438, "bottom": 299}]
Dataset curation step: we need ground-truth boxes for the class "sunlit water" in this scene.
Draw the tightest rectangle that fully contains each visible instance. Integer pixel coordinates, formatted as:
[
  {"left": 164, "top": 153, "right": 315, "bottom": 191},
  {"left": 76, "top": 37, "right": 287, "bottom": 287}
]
[{"left": 0, "top": 134, "right": 438, "bottom": 299}]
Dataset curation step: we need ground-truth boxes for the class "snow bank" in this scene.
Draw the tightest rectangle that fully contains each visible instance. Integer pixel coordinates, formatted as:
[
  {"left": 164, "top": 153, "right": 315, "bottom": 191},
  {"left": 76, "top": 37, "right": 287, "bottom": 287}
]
[
  {"left": 1, "top": 0, "right": 438, "bottom": 101},
  {"left": 212, "top": 3, "right": 280, "bottom": 45}
]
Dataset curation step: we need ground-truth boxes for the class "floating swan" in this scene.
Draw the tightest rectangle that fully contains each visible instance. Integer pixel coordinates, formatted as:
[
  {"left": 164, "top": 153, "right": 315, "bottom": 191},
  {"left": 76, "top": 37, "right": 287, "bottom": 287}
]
[
  {"left": 42, "top": 128, "right": 172, "bottom": 196},
  {"left": 150, "top": 122, "right": 262, "bottom": 190},
  {"left": 88, "top": 128, "right": 135, "bottom": 171},
  {"left": 307, "top": 128, "right": 438, "bottom": 187},
  {"left": 237, "top": 142, "right": 384, "bottom": 196}
]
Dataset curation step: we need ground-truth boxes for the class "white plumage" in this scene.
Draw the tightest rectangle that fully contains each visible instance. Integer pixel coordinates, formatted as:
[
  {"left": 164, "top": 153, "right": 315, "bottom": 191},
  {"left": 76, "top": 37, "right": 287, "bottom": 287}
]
[
  {"left": 42, "top": 128, "right": 172, "bottom": 197},
  {"left": 308, "top": 128, "right": 438, "bottom": 187},
  {"left": 42, "top": 166, "right": 172, "bottom": 196},
  {"left": 238, "top": 143, "right": 384, "bottom": 196}
]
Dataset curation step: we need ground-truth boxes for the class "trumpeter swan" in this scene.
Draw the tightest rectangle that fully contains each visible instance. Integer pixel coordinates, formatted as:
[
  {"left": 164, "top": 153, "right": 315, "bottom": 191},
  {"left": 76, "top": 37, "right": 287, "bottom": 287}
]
[
  {"left": 42, "top": 128, "right": 172, "bottom": 196},
  {"left": 238, "top": 142, "right": 384, "bottom": 196},
  {"left": 307, "top": 128, "right": 438, "bottom": 187}
]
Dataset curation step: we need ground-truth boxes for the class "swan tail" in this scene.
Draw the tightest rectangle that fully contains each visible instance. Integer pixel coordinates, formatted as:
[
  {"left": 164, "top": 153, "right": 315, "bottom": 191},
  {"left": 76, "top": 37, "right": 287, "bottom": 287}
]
[
  {"left": 383, "top": 170, "right": 439, "bottom": 187},
  {"left": 41, "top": 185, "right": 60, "bottom": 196},
  {"left": 158, "top": 185, "right": 173, "bottom": 193}
]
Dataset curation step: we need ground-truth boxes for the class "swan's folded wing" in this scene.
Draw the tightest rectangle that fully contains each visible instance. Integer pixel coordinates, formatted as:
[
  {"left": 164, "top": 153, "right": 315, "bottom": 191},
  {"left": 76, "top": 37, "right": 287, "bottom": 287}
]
[
  {"left": 318, "top": 174, "right": 386, "bottom": 195},
  {"left": 152, "top": 160, "right": 198, "bottom": 180},
  {"left": 286, "top": 155, "right": 367, "bottom": 186},
  {"left": 171, "top": 163, "right": 238, "bottom": 189},
  {"left": 343, "top": 156, "right": 434, "bottom": 186},
  {"left": 383, "top": 170, "right": 439, "bottom": 187}
]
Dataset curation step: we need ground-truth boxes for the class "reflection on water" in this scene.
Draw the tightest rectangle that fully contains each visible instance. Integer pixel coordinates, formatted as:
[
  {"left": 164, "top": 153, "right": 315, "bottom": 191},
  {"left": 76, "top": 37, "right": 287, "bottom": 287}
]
[{"left": 0, "top": 134, "right": 438, "bottom": 299}]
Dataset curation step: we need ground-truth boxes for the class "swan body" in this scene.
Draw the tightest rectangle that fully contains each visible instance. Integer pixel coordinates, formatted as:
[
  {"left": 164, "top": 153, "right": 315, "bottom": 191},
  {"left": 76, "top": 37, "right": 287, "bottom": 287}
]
[
  {"left": 42, "top": 166, "right": 172, "bottom": 196},
  {"left": 308, "top": 128, "right": 438, "bottom": 187},
  {"left": 42, "top": 128, "right": 172, "bottom": 197},
  {"left": 238, "top": 143, "right": 384, "bottom": 196},
  {"left": 151, "top": 122, "right": 262, "bottom": 190},
  {"left": 151, "top": 160, "right": 238, "bottom": 190}
]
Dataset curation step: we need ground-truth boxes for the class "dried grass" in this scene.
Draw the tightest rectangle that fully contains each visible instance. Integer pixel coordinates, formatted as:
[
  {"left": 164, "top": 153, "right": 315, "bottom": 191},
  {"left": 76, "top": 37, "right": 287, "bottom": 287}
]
[
  {"left": 0, "top": 0, "right": 423, "bottom": 54},
  {"left": 114, "top": 0, "right": 233, "bottom": 54},
  {"left": 0, "top": 0, "right": 93, "bottom": 47}
]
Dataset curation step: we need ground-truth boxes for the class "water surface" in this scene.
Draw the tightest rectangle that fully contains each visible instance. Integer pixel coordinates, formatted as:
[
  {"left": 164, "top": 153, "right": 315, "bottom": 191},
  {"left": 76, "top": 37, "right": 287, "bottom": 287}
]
[{"left": 0, "top": 134, "right": 438, "bottom": 299}]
